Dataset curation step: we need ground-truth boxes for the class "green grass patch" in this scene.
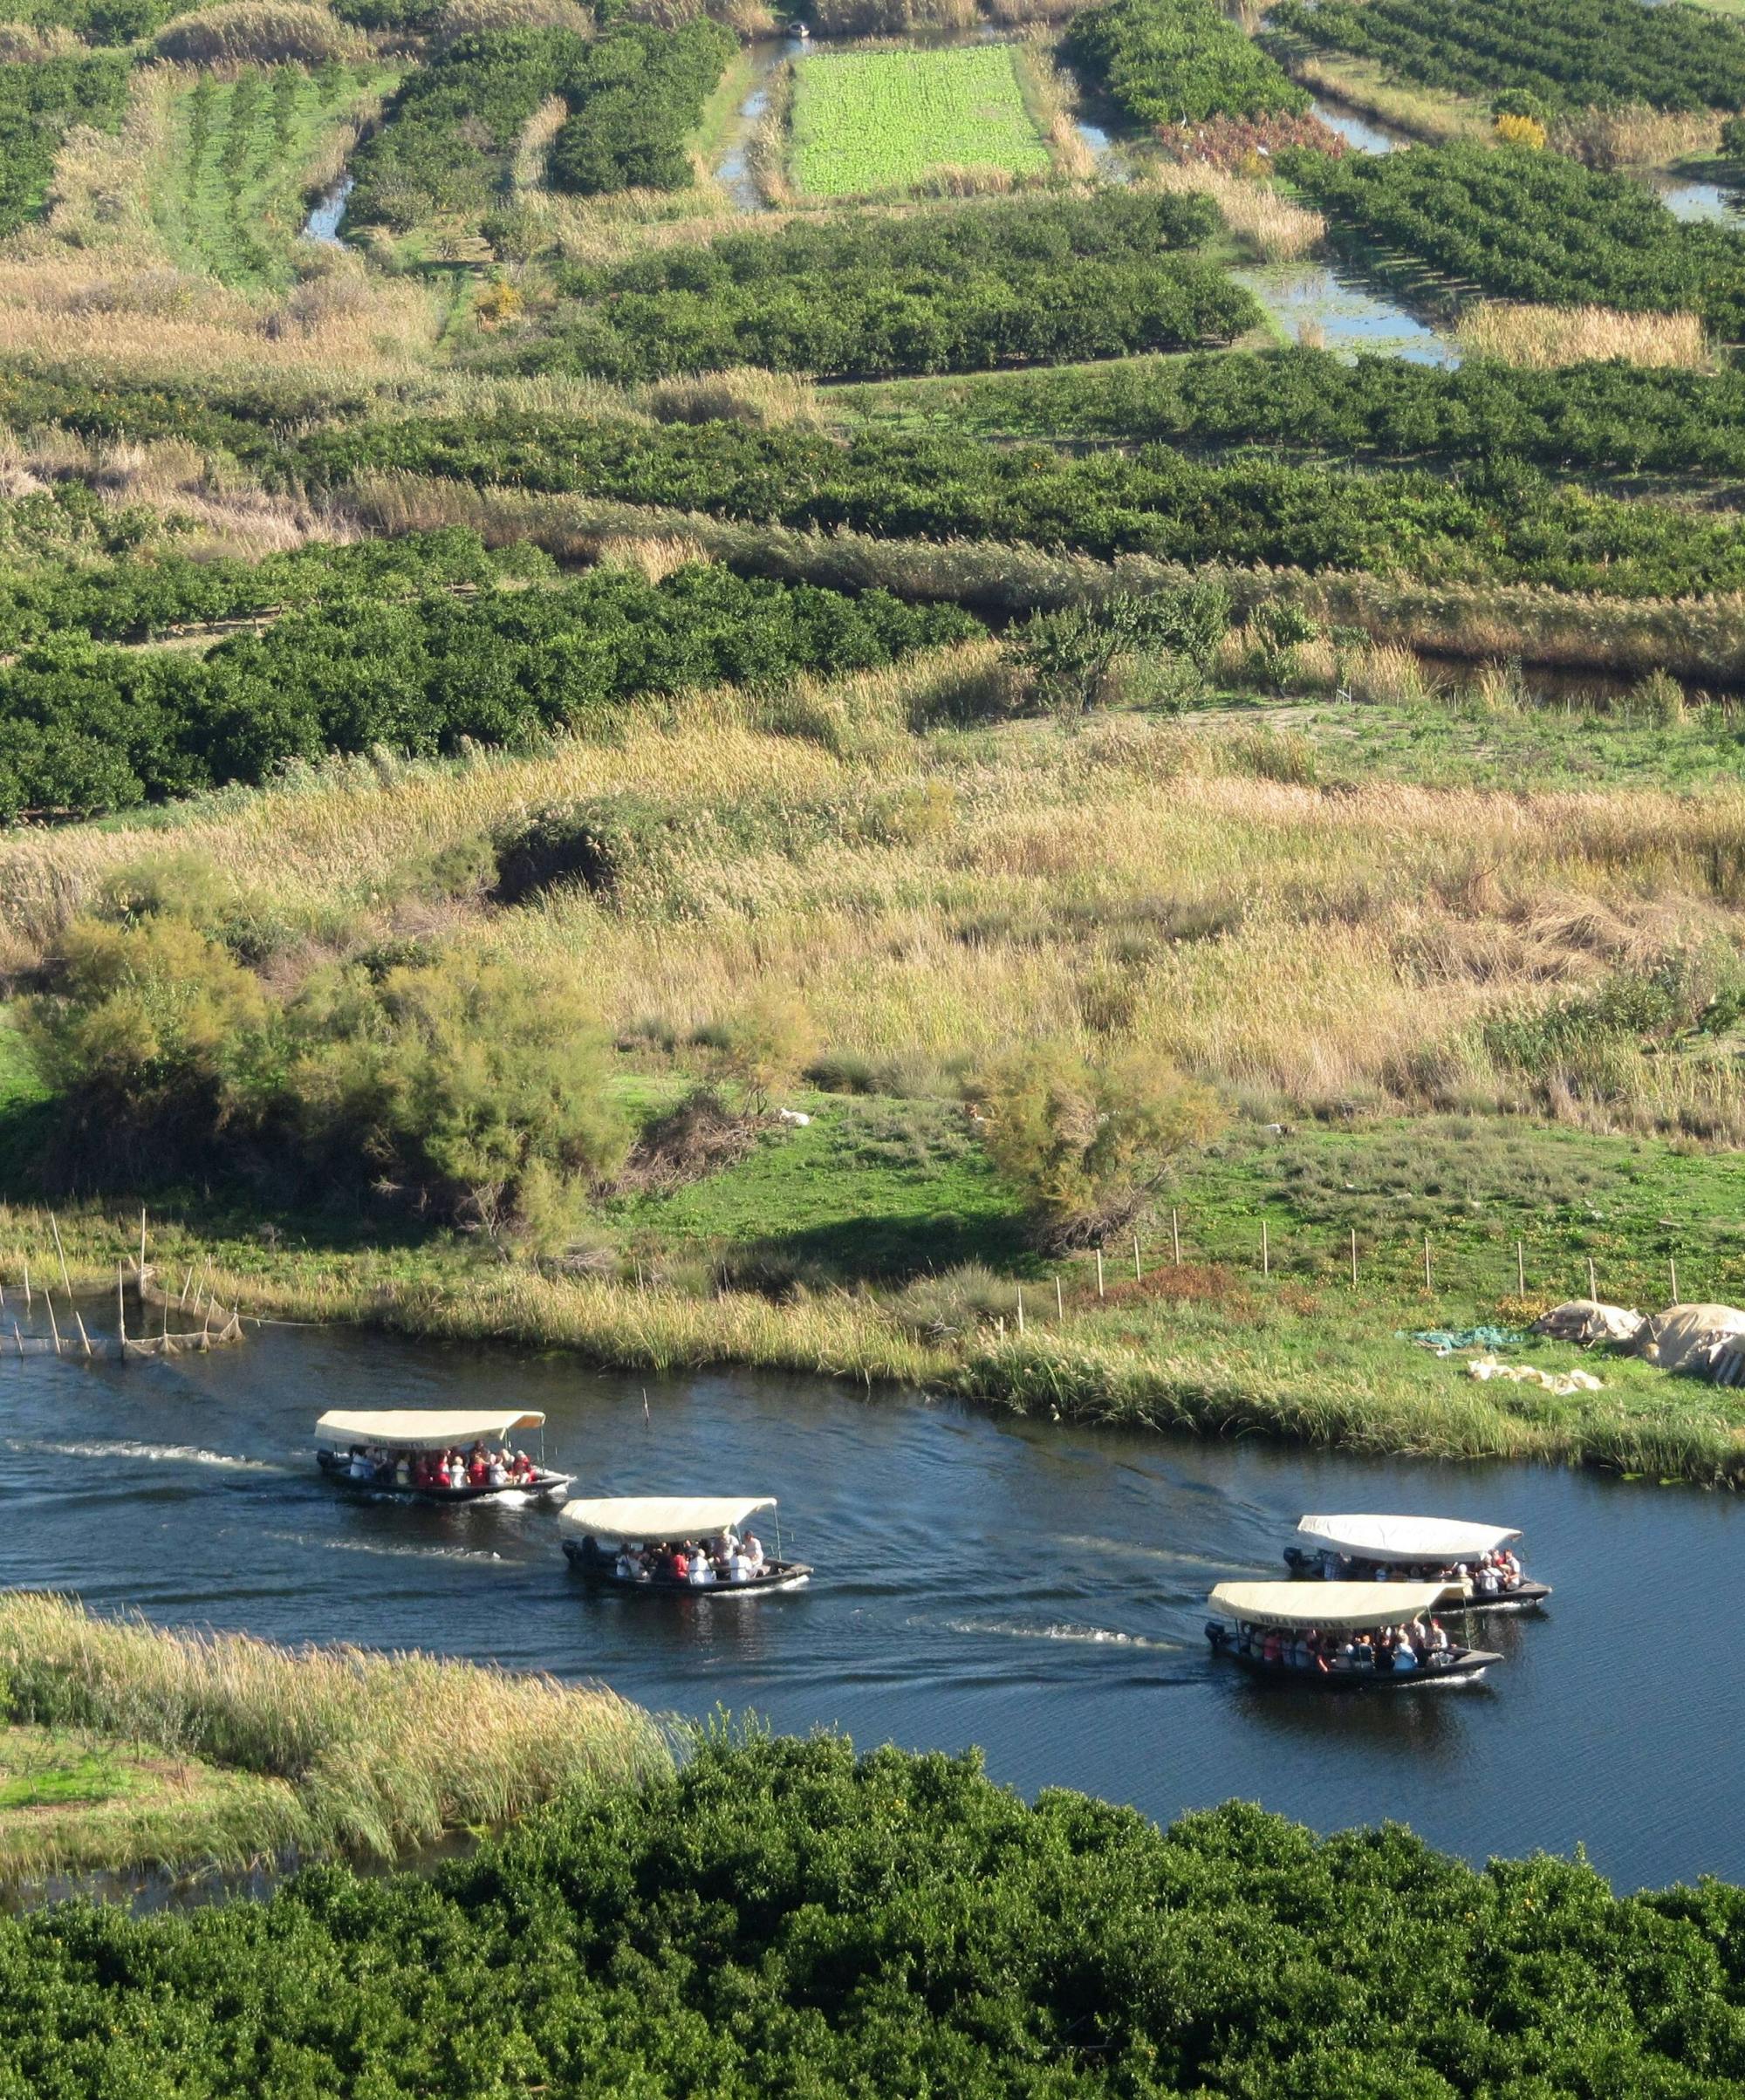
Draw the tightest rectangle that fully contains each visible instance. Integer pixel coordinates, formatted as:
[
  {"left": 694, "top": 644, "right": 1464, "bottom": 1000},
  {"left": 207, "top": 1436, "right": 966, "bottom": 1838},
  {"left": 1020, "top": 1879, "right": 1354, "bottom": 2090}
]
[
  {"left": 151, "top": 61, "right": 395, "bottom": 291},
  {"left": 789, "top": 44, "right": 1051, "bottom": 197}
]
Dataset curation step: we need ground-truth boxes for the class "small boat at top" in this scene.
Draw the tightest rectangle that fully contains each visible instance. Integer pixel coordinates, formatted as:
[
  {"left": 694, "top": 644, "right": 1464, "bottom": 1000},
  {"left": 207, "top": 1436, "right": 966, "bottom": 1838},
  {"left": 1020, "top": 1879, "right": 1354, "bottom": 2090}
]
[
  {"left": 1206, "top": 1581, "right": 1501, "bottom": 1686},
  {"left": 1282, "top": 1515, "right": 1550, "bottom": 1610},
  {"left": 561, "top": 1495, "right": 811, "bottom": 1594},
  {"left": 315, "top": 1408, "right": 572, "bottom": 1501}
]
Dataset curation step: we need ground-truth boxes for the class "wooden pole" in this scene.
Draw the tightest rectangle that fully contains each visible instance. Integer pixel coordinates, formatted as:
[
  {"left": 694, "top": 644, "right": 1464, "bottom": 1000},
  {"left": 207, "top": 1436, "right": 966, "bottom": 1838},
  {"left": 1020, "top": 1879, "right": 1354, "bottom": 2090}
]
[
  {"left": 117, "top": 1261, "right": 126, "bottom": 1349},
  {"left": 44, "top": 1293, "right": 60, "bottom": 1356},
  {"left": 1171, "top": 1208, "right": 1181, "bottom": 1265},
  {"left": 1016, "top": 1287, "right": 1025, "bottom": 1335},
  {"left": 179, "top": 1266, "right": 194, "bottom": 1308},
  {"left": 1516, "top": 1241, "right": 1525, "bottom": 1295},
  {"left": 1350, "top": 1228, "right": 1358, "bottom": 1289},
  {"left": 1424, "top": 1235, "right": 1433, "bottom": 1292},
  {"left": 140, "top": 1208, "right": 147, "bottom": 1290},
  {"left": 1670, "top": 1255, "right": 1680, "bottom": 1303},
  {"left": 1588, "top": 1255, "right": 1598, "bottom": 1299},
  {"left": 1055, "top": 1276, "right": 1064, "bottom": 1320},
  {"left": 11, "top": 1322, "right": 20, "bottom": 1358},
  {"left": 1262, "top": 1221, "right": 1269, "bottom": 1276},
  {"left": 73, "top": 1310, "right": 92, "bottom": 1359},
  {"left": 1133, "top": 1235, "right": 1141, "bottom": 1282},
  {"left": 49, "top": 1213, "right": 72, "bottom": 1298},
  {"left": 1095, "top": 1249, "right": 1105, "bottom": 1299},
  {"left": 22, "top": 1262, "right": 30, "bottom": 1310}
]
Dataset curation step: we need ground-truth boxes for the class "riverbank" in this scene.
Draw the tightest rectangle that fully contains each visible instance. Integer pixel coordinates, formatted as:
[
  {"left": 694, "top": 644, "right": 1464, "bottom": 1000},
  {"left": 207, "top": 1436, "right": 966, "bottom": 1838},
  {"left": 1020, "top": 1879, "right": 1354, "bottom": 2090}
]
[
  {"left": 0, "top": 1595, "right": 667, "bottom": 1886},
  {"left": 6, "top": 1106, "right": 1744, "bottom": 1485}
]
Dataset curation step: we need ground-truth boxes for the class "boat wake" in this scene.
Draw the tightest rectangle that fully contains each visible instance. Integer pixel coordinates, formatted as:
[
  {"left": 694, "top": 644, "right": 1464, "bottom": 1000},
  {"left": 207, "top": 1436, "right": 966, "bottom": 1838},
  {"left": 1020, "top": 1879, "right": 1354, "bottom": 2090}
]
[
  {"left": 263, "top": 1529, "right": 511, "bottom": 1566},
  {"left": 939, "top": 1616, "right": 1183, "bottom": 1652},
  {"left": 6, "top": 1437, "right": 279, "bottom": 1473},
  {"left": 1057, "top": 1534, "right": 1273, "bottom": 1576}
]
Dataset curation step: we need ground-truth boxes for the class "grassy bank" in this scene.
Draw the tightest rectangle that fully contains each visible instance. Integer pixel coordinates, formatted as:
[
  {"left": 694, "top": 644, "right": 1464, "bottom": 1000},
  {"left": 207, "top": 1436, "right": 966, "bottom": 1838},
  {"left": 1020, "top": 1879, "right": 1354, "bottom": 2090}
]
[{"left": 0, "top": 1595, "right": 667, "bottom": 1884}]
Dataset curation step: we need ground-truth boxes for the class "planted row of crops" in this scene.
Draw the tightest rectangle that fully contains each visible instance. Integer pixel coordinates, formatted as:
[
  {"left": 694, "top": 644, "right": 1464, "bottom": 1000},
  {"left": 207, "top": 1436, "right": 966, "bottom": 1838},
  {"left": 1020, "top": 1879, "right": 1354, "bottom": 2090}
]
[
  {"left": 1269, "top": 0, "right": 1745, "bottom": 114},
  {"left": 516, "top": 191, "right": 1256, "bottom": 380},
  {"left": 290, "top": 412, "right": 1745, "bottom": 598},
  {"left": 1065, "top": 0, "right": 1308, "bottom": 127},
  {"left": 1283, "top": 142, "right": 1745, "bottom": 339},
  {"left": 922, "top": 349, "right": 1745, "bottom": 478},
  {"left": 346, "top": 19, "right": 725, "bottom": 233},
  {"left": 0, "top": 54, "right": 127, "bottom": 237},
  {"left": 790, "top": 45, "right": 1051, "bottom": 197},
  {"left": 0, "top": 556, "right": 977, "bottom": 821}
]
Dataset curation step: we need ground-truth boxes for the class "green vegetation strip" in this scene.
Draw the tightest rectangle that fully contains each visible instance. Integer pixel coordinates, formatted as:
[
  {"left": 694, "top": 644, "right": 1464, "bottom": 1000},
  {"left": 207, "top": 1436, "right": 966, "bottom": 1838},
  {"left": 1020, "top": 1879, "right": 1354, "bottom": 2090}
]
[
  {"left": 0, "top": 1734, "right": 1741, "bottom": 2091},
  {"left": 0, "top": 1593, "right": 665, "bottom": 1883},
  {"left": 790, "top": 45, "right": 1051, "bottom": 197}
]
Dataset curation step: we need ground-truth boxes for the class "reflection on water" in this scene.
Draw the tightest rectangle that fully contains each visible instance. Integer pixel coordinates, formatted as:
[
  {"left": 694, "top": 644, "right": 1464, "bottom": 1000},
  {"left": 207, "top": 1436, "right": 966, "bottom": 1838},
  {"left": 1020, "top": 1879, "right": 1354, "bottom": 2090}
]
[
  {"left": 1307, "top": 92, "right": 1412, "bottom": 155},
  {"left": 1645, "top": 173, "right": 1744, "bottom": 224},
  {"left": 0, "top": 1311, "right": 1741, "bottom": 1891},
  {"left": 300, "top": 174, "right": 353, "bottom": 245},
  {"left": 1234, "top": 260, "right": 1459, "bottom": 365}
]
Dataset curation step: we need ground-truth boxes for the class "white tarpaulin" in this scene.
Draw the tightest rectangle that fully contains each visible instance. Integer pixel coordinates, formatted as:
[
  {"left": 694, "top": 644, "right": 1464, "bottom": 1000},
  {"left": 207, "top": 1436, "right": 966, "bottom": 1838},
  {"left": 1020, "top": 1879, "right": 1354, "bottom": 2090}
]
[
  {"left": 559, "top": 1496, "right": 775, "bottom": 1537},
  {"left": 316, "top": 1409, "right": 544, "bottom": 1449},
  {"left": 1531, "top": 1299, "right": 1645, "bottom": 1345},
  {"left": 1632, "top": 1303, "right": 1745, "bottom": 1378},
  {"left": 1208, "top": 1581, "right": 1449, "bottom": 1631},
  {"left": 1295, "top": 1515, "right": 1520, "bottom": 1563}
]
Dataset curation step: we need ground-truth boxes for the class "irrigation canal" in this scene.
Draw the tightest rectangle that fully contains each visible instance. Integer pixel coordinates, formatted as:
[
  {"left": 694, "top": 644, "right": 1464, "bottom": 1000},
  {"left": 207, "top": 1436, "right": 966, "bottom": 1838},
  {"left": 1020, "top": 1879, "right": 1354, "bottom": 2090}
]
[{"left": 0, "top": 1314, "right": 1736, "bottom": 1893}]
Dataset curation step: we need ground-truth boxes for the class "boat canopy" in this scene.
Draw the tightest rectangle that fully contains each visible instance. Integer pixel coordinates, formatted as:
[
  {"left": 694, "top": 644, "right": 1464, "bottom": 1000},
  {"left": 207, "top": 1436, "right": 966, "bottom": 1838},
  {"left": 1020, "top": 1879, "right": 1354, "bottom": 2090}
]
[
  {"left": 1295, "top": 1515, "right": 1520, "bottom": 1564},
  {"left": 560, "top": 1495, "right": 776, "bottom": 1538},
  {"left": 315, "top": 1408, "right": 545, "bottom": 1450},
  {"left": 1209, "top": 1580, "right": 1450, "bottom": 1631}
]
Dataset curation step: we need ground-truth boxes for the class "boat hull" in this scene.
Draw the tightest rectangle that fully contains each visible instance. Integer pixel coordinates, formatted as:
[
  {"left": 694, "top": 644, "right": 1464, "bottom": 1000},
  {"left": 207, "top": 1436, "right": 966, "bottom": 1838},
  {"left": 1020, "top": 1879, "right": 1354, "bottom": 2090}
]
[
  {"left": 1207, "top": 1626, "right": 1499, "bottom": 1686},
  {"left": 317, "top": 1451, "right": 571, "bottom": 1501},
  {"left": 563, "top": 1540, "right": 811, "bottom": 1594},
  {"left": 1282, "top": 1549, "right": 1550, "bottom": 1611}
]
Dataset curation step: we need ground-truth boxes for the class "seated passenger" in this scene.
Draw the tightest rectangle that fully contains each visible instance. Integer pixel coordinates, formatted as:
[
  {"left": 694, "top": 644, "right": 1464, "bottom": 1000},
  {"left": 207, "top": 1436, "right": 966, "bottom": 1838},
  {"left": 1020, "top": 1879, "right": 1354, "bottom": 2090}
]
[
  {"left": 347, "top": 1446, "right": 372, "bottom": 1481},
  {"left": 728, "top": 1546, "right": 751, "bottom": 1584},
  {"left": 688, "top": 1545, "right": 715, "bottom": 1586},
  {"left": 670, "top": 1546, "right": 689, "bottom": 1582},
  {"left": 1391, "top": 1625, "right": 1417, "bottom": 1672},
  {"left": 742, "top": 1531, "right": 766, "bottom": 1572}
]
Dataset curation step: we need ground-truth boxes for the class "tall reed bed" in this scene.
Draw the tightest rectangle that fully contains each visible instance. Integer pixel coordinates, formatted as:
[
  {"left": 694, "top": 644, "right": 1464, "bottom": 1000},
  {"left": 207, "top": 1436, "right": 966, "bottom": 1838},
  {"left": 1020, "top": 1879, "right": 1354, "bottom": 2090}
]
[
  {"left": 1456, "top": 300, "right": 1711, "bottom": 370},
  {"left": 0, "top": 1593, "right": 668, "bottom": 1864},
  {"left": 1146, "top": 161, "right": 1324, "bottom": 263}
]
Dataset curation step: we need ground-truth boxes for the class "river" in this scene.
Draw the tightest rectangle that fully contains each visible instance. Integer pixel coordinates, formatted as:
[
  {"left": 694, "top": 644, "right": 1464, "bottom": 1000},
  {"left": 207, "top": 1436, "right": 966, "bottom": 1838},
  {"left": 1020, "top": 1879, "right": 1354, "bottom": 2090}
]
[{"left": 0, "top": 1316, "right": 1736, "bottom": 1893}]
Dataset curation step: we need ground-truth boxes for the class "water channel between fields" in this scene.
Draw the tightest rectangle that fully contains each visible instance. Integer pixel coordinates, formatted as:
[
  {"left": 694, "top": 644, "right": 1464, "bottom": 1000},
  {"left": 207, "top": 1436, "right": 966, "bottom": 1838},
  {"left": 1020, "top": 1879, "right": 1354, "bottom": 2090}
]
[{"left": 2, "top": 1311, "right": 1738, "bottom": 1895}]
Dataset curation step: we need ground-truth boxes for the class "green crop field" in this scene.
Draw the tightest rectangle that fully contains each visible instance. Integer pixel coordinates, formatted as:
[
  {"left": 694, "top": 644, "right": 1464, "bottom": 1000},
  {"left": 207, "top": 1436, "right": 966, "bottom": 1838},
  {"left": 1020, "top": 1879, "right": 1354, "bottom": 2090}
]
[
  {"left": 789, "top": 44, "right": 1051, "bottom": 197},
  {"left": 151, "top": 63, "right": 393, "bottom": 292}
]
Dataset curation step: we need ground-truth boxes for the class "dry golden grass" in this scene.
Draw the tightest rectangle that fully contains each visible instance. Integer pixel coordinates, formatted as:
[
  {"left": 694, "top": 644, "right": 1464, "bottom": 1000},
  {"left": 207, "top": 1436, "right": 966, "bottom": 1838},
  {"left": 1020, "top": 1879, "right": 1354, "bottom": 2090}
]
[
  {"left": 1456, "top": 301, "right": 1712, "bottom": 370},
  {"left": 153, "top": 0, "right": 368, "bottom": 63},
  {"left": 3, "top": 659, "right": 1741, "bottom": 1125},
  {"left": 1014, "top": 34, "right": 1098, "bottom": 180},
  {"left": 1146, "top": 161, "right": 1324, "bottom": 263},
  {"left": 1286, "top": 53, "right": 1488, "bottom": 143},
  {"left": 1553, "top": 106, "right": 1723, "bottom": 170},
  {"left": 26, "top": 65, "right": 183, "bottom": 263}
]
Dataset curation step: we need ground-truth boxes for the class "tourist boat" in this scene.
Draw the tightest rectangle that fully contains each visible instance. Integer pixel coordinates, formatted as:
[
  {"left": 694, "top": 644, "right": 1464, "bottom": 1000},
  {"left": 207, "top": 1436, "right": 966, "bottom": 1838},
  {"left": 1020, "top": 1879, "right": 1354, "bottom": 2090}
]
[
  {"left": 314, "top": 1408, "right": 572, "bottom": 1501},
  {"left": 1282, "top": 1515, "right": 1551, "bottom": 1610},
  {"left": 561, "top": 1495, "right": 811, "bottom": 1594},
  {"left": 1206, "top": 1582, "right": 1501, "bottom": 1686}
]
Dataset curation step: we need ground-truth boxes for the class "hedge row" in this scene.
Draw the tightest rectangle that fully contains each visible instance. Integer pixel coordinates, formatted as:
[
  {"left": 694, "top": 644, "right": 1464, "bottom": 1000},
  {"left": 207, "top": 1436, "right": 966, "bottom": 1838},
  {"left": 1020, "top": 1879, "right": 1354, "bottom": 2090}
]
[{"left": 1066, "top": 0, "right": 1309, "bottom": 126}]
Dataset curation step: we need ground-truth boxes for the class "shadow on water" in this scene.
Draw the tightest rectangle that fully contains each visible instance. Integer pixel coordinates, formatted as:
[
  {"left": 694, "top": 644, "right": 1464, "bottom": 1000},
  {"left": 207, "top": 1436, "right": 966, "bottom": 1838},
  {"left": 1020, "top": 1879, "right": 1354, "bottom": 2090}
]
[{"left": 0, "top": 1314, "right": 1741, "bottom": 1893}]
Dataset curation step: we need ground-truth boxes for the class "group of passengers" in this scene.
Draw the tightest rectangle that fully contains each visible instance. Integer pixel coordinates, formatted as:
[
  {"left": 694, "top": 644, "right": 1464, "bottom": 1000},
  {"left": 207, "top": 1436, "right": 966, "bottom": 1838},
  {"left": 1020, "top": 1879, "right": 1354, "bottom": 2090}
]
[
  {"left": 615, "top": 1529, "right": 768, "bottom": 1587},
  {"left": 1321, "top": 1546, "right": 1527, "bottom": 1595},
  {"left": 1236, "top": 1616, "right": 1457, "bottom": 1675},
  {"left": 344, "top": 1441, "right": 539, "bottom": 1490}
]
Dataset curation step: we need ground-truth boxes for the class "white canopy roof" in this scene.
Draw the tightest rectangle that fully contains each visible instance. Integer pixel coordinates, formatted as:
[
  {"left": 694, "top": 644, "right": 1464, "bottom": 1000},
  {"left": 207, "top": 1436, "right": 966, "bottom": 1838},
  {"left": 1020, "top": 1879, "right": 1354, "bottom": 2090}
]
[
  {"left": 1210, "top": 1580, "right": 1451, "bottom": 1631},
  {"left": 560, "top": 1495, "right": 775, "bottom": 1537},
  {"left": 316, "top": 1409, "right": 544, "bottom": 1450},
  {"left": 1296, "top": 1515, "right": 1520, "bottom": 1563}
]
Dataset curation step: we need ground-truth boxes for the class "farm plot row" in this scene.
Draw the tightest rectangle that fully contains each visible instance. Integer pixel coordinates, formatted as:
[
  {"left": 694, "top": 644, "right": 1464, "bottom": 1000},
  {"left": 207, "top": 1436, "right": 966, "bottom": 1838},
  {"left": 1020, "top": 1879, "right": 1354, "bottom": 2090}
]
[
  {"left": 1065, "top": 0, "right": 1308, "bottom": 126},
  {"left": 289, "top": 411, "right": 1745, "bottom": 598},
  {"left": 789, "top": 45, "right": 1052, "bottom": 197},
  {"left": 0, "top": 555, "right": 975, "bottom": 821},
  {"left": 1283, "top": 141, "right": 1745, "bottom": 338},
  {"left": 515, "top": 190, "right": 1255, "bottom": 380},
  {"left": 1269, "top": 0, "right": 1745, "bottom": 114}
]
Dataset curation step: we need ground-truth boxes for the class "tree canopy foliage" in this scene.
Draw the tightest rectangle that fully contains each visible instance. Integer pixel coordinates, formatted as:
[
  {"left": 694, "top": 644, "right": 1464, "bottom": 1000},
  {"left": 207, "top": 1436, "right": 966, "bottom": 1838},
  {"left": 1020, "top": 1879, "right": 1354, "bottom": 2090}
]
[
  {"left": 548, "top": 17, "right": 732, "bottom": 195},
  {"left": 1066, "top": 0, "right": 1309, "bottom": 126},
  {"left": 0, "top": 1735, "right": 1740, "bottom": 2096}
]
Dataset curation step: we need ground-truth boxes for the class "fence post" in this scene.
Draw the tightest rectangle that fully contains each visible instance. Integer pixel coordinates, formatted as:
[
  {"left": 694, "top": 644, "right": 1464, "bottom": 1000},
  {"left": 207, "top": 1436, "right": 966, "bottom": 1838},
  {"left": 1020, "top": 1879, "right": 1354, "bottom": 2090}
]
[
  {"left": 1516, "top": 1241, "right": 1524, "bottom": 1295},
  {"left": 1055, "top": 1276, "right": 1064, "bottom": 1320},
  {"left": 1262, "top": 1221, "right": 1269, "bottom": 1276},
  {"left": 1133, "top": 1235, "right": 1141, "bottom": 1282},
  {"left": 50, "top": 1213, "right": 73, "bottom": 1298},
  {"left": 117, "top": 1261, "right": 126, "bottom": 1350},
  {"left": 1016, "top": 1287, "right": 1025, "bottom": 1335},
  {"left": 1096, "top": 1249, "right": 1104, "bottom": 1299},
  {"left": 1172, "top": 1208, "right": 1181, "bottom": 1265},
  {"left": 1424, "top": 1235, "right": 1433, "bottom": 1292},
  {"left": 1349, "top": 1228, "right": 1358, "bottom": 1289},
  {"left": 1669, "top": 1256, "right": 1680, "bottom": 1303},
  {"left": 1588, "top": 1255, "right": 1598, "bottom": 1300},
  {"left": 22, "top": 1262, "right": 29, "bottom": 1310},
  {"left": 45, "top": 1293, "right": 60, "bottom": 1357},
  {"left": 73, "top": 1310, "right": 92, "bottom": 1359}
]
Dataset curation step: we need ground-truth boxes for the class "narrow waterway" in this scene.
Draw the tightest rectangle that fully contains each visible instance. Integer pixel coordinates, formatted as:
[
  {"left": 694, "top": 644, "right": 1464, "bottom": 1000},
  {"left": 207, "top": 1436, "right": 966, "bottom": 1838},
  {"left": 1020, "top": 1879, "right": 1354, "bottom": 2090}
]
[
  {"left": 1233, "top": 259, "right": 1459, "bottom": 364},
  {"left": 299, "top": 174, "right": 353, "bottom": 245},
  {"left": 2, "top": 1313, "right": 1740, "bottom": 1892}
]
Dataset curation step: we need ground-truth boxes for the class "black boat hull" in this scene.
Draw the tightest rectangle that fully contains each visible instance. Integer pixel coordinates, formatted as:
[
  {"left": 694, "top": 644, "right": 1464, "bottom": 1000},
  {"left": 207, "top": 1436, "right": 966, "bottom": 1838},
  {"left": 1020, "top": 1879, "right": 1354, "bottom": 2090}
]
[
  {"left": 563, "top": 1540, "right": 811, "bottom": 1593},
  {"left": 1282, "top": 1548, "right": 1550, "bottom": 1611},
  {"left": 318, "top": 1451, "right": 571, "bottom": 1501},
  {"left": 1206, "top": 1625, "right": 1499, "bottom": 1686}
]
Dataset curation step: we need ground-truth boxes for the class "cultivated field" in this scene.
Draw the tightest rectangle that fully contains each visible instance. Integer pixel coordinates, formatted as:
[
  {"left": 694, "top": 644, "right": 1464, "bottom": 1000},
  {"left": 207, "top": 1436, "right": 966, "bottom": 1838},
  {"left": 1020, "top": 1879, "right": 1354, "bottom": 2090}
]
[{"left": 788, "top": 44, "right": 1053, "bottom": 195}]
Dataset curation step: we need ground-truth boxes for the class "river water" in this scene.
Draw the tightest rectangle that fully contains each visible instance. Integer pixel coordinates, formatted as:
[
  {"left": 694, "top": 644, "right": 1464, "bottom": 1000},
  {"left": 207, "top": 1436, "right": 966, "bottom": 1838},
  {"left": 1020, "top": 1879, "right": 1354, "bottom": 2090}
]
[{"left": 1, "top": 1316, "right": 1737, "bottom": 1893}]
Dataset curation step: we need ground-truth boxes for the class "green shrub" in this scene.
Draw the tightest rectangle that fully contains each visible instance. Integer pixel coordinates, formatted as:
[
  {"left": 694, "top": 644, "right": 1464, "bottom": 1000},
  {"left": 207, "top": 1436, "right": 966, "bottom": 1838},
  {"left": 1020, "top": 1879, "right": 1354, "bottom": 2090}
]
[
  {"left": 1067, "top": 0, "right": 1309, "bottom": 125},
  {"left": 976, "top": 1040, "right": 1225, "bottom": 1247},
  {"left": 0, "top": 54, "right": 128, "bottom": 237},
  {"left": 547, "top": 18, "right": 733, "bottom": 195}
]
